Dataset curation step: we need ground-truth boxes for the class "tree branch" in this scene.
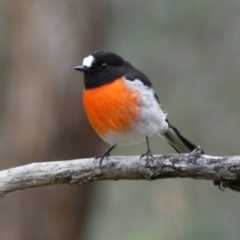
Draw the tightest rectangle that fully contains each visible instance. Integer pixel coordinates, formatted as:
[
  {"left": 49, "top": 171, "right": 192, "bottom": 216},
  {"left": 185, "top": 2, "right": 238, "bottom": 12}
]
[{"left": 1, "top": 149, "right": 240, "bottom": 196}]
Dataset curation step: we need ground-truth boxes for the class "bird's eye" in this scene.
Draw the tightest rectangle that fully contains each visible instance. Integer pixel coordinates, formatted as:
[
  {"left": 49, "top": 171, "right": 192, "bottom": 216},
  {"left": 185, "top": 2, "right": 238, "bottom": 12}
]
[{"left": 101, "top": 63, "right": 108, "bottom": 70}]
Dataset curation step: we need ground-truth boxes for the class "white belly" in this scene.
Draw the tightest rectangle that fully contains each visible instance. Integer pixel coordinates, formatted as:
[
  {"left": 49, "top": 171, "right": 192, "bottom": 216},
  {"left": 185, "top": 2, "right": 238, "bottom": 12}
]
[{"left": 102, "top": 79, "right": 168, "bottom": 145}]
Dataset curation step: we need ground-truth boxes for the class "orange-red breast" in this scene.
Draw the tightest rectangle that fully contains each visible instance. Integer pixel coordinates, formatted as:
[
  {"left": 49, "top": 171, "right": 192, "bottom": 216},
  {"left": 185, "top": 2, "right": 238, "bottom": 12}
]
[{"left": 74, "top": 51, "right": 204, "bottom": 164}]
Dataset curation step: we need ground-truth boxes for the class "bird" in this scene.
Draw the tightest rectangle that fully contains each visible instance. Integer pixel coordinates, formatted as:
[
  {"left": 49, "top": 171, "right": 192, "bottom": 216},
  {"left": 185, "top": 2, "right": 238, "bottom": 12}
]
[{"left": 74, "top": 51, "right": 204, "bottom": 165}]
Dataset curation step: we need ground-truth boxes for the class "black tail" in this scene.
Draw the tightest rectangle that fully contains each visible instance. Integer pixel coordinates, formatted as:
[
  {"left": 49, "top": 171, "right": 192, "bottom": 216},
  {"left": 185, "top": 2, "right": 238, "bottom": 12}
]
[{"left": 161, "top": 124, "right": 205, "bottom": 154}]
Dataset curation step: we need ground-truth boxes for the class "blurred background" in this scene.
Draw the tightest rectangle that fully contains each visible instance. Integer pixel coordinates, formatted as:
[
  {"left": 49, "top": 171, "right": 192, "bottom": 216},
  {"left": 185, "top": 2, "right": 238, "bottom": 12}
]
[{"left": 0, "top": 0, "right": 240, "bottom": 239}]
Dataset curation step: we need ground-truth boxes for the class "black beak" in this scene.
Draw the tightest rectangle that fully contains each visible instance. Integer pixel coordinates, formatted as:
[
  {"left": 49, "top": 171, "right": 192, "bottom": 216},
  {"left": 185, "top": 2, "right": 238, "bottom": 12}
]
[{"left": 73, "top": 65, "right": 89, "bottom": 72}]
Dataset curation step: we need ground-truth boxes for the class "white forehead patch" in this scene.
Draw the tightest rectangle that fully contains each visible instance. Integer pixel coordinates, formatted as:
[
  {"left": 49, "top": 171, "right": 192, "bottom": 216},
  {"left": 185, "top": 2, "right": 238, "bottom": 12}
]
[{"left": 82, "top": 55, "right": 95, "bottom": 68}]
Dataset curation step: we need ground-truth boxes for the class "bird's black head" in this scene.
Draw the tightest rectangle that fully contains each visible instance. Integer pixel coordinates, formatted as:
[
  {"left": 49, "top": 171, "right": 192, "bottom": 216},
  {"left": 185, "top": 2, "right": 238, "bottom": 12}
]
[{"left": 74, "top": 51, "right": 128, "bottom": 89}]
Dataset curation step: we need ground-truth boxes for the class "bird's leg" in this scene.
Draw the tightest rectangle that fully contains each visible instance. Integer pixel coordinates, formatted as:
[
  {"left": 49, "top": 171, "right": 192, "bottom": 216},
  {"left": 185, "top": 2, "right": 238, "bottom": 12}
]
[
  {"left": 95, "top": 144, "right": 116, "bottom": 167},
  {"left": 140, "top": 137, "right": 153, "bottom": 161}
]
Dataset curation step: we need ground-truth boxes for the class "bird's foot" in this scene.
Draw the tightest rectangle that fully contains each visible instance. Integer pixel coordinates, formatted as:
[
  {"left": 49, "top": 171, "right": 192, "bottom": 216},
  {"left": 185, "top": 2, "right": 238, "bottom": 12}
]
[
  {"left": 94, "top": 145, "right": 116, "bottom": 167},
  {"left": 140, "top": 149, "right": 154, "bottom": 166},
  {"left": 94, "top": 151, "right": 110, "bottom": 167}
]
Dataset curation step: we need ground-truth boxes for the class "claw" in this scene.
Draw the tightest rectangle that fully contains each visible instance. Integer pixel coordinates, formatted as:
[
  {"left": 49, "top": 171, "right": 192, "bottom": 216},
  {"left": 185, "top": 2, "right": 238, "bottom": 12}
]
[
  {"left": 95, "top": 152, "right": 110, "bottom": 166},
  {"left": 140, "top": 150, "right": 153, "bottom": 160},
  {"left": 95, "top": 144, "right": 116, "bottom": 167}
]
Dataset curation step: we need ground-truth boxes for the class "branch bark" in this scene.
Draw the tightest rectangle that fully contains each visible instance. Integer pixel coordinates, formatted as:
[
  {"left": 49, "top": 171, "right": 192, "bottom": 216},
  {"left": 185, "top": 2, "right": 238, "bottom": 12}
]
[{"left": 1, "top": 149, "right": 240, "bottom": 196}]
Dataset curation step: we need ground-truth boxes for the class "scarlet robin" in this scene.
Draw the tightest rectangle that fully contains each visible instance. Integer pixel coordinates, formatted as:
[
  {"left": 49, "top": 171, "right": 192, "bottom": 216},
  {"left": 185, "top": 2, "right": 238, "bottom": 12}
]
[{"left": 74, "top": 51, "right": 204, "bottom": 164}]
